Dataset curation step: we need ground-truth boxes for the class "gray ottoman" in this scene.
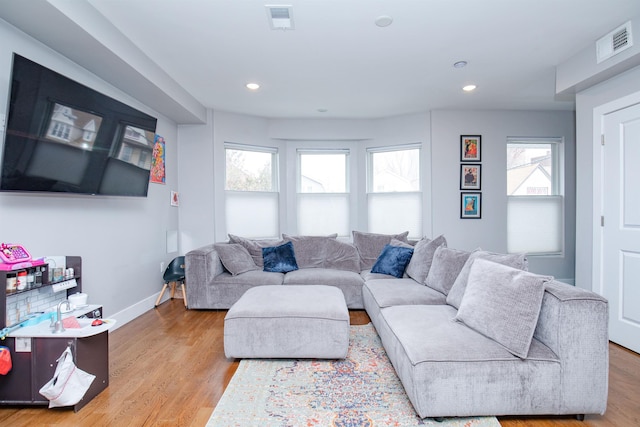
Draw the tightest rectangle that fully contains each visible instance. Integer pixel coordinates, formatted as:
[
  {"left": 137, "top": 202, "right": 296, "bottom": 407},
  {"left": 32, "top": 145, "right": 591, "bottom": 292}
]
[{"left": 224, "top": 285, "right": 350, "bottom": 359}]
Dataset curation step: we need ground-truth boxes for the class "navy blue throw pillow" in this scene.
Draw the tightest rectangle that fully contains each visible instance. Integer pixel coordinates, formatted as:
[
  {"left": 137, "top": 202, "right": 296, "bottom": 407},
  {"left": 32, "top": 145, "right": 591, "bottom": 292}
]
[
  {"left": 262, "top": 241, "right": 299, "bottom": 273},
  {"left": 371, "top": 244, "right": 414, "bottom": 278}
]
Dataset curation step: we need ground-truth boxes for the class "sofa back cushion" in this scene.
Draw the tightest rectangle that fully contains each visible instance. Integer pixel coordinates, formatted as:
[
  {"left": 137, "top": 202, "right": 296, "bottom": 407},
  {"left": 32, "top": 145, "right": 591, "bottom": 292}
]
[
  {"left": 446, "top": 250, "right": 528, "bottom": 309},
  {"left": 405, "top": 235, "right": 447, "bottom": 284},
  {"left": 454, "top": 258, "right": 552, "bottom": 358},
  {"left": 228, "top": 234, "right": 283, "bottom": 267},
  {"left": 424, "top": 246, "right": 473, "bottom": 295},
  {"left": 352, "top": 230, "right": 409, "bottom": 270},
  {"left": 282, "top": 234, "right": 337, "bottom": 268},
  {"left": 324, "top": 239, "right": 361, "bottom": 272}
]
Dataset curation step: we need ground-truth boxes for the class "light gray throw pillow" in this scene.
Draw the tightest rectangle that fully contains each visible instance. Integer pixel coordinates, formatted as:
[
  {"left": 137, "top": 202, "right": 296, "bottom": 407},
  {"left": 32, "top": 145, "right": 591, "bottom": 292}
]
[
  {"left": 454, "top": 258, "right": 552, "bottom": 358},
  {"left": 424, "top": 246, "right": 473, "bottom": 295},
  {"left": 405, "top": 235, "right": 447, "bottom": 284},
  {"left": 352, "top": 230, "right": 410, "bottom": 270},
  {"left": 214, "top": 243, "right": 259, "bottom": 276},
  {"left": 446, "top": 250, "right": 528, "bottom": 309}
]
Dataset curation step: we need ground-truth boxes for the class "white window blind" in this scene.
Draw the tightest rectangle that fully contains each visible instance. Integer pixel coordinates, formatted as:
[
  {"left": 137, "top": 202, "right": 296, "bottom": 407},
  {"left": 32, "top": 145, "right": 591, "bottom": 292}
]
[
  {"left": 507, "top": 196, "right": 563, "bottom": 254},
  {"left": 368, "top": 192, "right": 422, "bottom": 236},
  {"left": 225, "top": 191, "right": 279, "bottom": 238}
]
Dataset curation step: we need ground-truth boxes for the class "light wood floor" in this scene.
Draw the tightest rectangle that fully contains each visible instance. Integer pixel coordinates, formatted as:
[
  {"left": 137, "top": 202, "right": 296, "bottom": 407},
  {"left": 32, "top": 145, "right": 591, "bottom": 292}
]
[{"left": 0, "top": 299, "right": 638, "bottom": 427}]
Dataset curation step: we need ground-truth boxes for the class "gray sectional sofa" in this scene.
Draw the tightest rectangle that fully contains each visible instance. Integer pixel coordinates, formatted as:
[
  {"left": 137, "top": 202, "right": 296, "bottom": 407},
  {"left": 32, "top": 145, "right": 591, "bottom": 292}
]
[{"left": 185, "top": 231, "right": 609, "bottom": 420}]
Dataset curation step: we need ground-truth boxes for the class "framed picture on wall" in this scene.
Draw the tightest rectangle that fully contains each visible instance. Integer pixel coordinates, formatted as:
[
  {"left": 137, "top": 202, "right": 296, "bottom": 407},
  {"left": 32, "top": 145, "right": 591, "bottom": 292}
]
[
  {"left": 460, "top": 164, "right": 481, "bottom": 190},
  {"left": 460, "top": 135, "right": 481, "bottom": 162},
  {"left": 461, "top": 192, "right": 482, "bottom": 219}
]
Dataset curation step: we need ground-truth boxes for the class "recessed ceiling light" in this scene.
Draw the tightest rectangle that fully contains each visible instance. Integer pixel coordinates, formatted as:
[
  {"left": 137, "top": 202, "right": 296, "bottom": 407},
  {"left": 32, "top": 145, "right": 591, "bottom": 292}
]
[
  {"left": 453, "top": 61, "right": 468, "bottom": 68},
  {"left": 375, "top": 15, "right": 393, "bottom": 27},
  {"left": 246, "top": 83, "right": 260, "bottom": 90},
  {"left": 463, "top": 84, "right": 477, "bottom": 92}
]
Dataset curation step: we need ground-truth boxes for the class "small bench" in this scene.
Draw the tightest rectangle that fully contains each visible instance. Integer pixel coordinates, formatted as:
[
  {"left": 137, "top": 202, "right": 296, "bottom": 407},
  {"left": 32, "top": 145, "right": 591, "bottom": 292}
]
[{"left": 224, "top": 285, "right": 350, "bottom": 359}]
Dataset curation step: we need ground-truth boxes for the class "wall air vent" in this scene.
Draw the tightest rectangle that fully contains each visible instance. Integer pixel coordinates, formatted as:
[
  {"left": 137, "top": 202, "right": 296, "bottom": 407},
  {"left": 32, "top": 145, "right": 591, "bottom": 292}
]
[
  {"left": 266, "top": 5, "right": 294, "bottom": 30},
  {"left": 596, "top": 21, "right": 633, "bottom": 63}
]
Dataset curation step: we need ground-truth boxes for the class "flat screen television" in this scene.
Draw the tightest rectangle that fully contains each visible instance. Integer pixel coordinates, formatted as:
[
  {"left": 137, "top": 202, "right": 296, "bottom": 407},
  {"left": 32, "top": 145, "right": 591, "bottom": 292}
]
[{"left": 0, "top": 54, "right": 158, "bottom": 197}]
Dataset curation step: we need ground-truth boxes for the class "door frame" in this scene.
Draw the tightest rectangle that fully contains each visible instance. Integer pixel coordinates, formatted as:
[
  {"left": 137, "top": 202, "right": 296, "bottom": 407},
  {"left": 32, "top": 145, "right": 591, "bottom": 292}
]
[{"left": 592, "top": 91, "right": 640, "bottom": 296}]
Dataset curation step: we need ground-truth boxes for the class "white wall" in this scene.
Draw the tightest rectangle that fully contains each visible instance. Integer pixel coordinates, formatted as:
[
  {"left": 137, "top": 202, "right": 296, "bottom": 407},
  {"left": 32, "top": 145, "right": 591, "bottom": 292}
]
[
  {"left": 178, "top": 109, "right": 576, "bottom": 280},
  {"left": 0, "top": 20, "right": 180, "bottom": 324},
  {"left": 575, "top": 65, "right": 640, "bottom": 291}
]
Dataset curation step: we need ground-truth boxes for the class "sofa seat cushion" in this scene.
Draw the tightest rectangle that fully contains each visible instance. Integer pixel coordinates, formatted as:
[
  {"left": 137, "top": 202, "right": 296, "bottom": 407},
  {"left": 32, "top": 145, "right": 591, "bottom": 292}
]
[
  {"left": 283, "top": 268, "right": 365, "bottom": 309},
  {"left": 364, "top": 279, "right": 447, "bottom": 308},
  {"left": 213, "top": 269, "right": 285, "bottom": 286},
  {"left": 375, "top": 305, "right": 561, "bottom": 418},
  {"left": 360, "top": 269, "right": 398, "bottom": 281}
]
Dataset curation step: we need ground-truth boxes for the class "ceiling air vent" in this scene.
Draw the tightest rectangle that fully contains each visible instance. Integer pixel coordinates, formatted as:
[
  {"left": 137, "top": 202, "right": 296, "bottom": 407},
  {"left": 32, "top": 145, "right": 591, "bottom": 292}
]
[
  {"left": 596, "top": 21, "right": 633, "bottom": 63},
  {"left": 266, "top": 5, "right": 294, "bottom": 30}
]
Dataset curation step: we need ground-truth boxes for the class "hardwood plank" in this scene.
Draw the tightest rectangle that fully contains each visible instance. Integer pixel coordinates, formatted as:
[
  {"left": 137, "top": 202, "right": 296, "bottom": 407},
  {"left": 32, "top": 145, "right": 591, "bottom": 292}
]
[{"left": 0, "top": 300, "right": 637, "bottom": 426}]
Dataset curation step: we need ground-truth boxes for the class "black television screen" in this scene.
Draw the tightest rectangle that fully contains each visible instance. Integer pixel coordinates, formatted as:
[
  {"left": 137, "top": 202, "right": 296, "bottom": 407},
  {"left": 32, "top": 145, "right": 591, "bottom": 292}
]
[{"left": 0, "top": 54, "right": 158, "bottom": 197}]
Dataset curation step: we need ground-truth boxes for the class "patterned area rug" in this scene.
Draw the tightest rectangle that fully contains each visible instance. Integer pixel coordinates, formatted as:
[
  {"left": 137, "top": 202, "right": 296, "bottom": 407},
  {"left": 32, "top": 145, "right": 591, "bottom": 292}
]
[{"left": 207, "top": 323, "right": 501, "bottom": 427}]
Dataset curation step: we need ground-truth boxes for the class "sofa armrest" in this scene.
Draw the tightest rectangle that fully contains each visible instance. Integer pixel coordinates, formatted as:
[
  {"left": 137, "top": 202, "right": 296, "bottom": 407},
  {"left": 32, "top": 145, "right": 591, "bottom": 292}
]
[
  {"left": 534, "top": 280, "right": 609, "bottom": 415},
  {"left": 185, "top": 244, "right": 225, "bottom": 303}
]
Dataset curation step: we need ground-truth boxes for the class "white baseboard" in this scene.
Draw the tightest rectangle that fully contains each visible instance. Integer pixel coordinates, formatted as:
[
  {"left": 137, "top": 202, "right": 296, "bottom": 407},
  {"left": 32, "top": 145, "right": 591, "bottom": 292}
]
[{"left": 108, "top": 291, "right": 170, "bottom": 332}]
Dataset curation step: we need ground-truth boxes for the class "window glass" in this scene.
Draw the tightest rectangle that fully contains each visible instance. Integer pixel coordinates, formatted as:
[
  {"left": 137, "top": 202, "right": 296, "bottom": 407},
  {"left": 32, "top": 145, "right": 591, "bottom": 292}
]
[
  {"left": 507, "top": 142, "right": 558, "bottom": 196},
  {"left": 299, "top": 152, "right": 347, "bottom": 193},
  {"left": 226, "top": 147, "right": 276, "bottom": 192},
  {"left": 370, "top": 148, "right": 420, "bottom": 192}
]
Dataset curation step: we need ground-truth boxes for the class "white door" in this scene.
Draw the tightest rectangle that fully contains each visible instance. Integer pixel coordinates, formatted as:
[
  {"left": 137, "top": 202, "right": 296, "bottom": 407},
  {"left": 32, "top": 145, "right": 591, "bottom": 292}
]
[{"left": 602, "top": 102, "right": 640, "bottom": 354}]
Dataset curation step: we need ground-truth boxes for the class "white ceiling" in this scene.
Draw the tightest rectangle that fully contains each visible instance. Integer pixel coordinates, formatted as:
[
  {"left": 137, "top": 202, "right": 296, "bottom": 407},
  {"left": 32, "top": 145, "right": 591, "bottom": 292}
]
[{"left": 2, "top": 1, "right": 640, "bottom": 121}]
